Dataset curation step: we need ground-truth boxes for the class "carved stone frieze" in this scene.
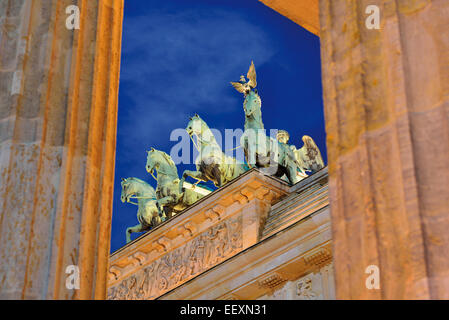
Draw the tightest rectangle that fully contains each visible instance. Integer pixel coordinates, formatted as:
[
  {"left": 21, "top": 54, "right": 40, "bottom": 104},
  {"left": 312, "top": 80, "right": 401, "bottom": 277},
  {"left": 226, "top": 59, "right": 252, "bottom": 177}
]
[
  {"left": 107, "top": 170, "right": 290, "bottom": 300},
  {"left": 296, "top": 276, "right": 318, "bottom": 300},
  {"left": 177, "top": 221, "right": 197, "bottom": 238},
  {"left": 131, "top": 252, "right": 147, "bottom": 267},
  {"left": 221, "top": 293, "right": 241, "bottom": 300},
  {"left": 109, "top": 266, "right": 122, "bottom": 282},
  {"left": 108, "top": 214, "right": 242, "bottom": 299}
]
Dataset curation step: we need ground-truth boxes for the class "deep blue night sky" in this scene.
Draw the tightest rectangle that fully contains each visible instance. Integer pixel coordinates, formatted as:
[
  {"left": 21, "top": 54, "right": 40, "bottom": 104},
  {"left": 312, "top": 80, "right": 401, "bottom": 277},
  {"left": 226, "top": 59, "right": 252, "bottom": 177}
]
[{"left": 111, "top": 0, "right": 326, "bottom": 253}]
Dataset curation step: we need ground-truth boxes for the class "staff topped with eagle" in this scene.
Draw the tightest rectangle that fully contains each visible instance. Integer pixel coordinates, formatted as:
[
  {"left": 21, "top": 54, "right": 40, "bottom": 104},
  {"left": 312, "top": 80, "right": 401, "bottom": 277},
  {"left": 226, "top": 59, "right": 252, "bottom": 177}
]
[{"left": 230, "top": 61, "right": 257, "bottom": 95}]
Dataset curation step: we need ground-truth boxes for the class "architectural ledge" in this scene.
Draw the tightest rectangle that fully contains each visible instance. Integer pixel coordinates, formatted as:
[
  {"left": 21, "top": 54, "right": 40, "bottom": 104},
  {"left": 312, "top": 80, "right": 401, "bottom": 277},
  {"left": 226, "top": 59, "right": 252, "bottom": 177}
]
[
  {"left": 159, "top": 206, "right": 331, "bottom": 300},
  {"left": 262, "top": 167, "right": 328, "bottom": 238},
  {"left": 157, "top": 168, "right": 330, "bottom": 299},
  {"left": 107, "top": 169, "right": 290, "bottom": 299}
]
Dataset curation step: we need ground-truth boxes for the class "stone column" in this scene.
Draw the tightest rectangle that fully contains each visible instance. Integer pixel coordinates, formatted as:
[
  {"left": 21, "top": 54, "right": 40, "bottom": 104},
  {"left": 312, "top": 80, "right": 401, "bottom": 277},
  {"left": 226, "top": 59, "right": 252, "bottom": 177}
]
[
  {"left": 319, "top": 0, "right": 449, "bottom": 299},
  {"left": 0, "top": 0, "right": 123, "bottom": 299}
]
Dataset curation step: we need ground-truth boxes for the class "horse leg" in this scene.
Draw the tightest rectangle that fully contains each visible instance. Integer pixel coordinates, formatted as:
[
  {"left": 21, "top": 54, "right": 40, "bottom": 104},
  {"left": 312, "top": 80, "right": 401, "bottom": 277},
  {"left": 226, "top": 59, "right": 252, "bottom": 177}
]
[
  {"left": 157, "top": 194, "right": 178, "bottom": 219},
  {"left": 166, "top": 208, "right": 175, "bottom": 219},
  {"left": 153, "top": 214, "right": 162, "bottom": 226},
  {"left": 241, "top": 133, "right": 255, "bottom": 168},
  {"left": 155, "top": 201, "right": 166, "bottom": 221},
  {"left": 212, "top": 164, "right": 222, "bottom": 187},
  {"left": 126, "top": 223, "right": 145, "bottom": 243},
  {"left": 180, "top": 170, "right": 207, "bottom": 193},
  {"left": 157, "top": 195, "right": 177, "bottom": 207}
]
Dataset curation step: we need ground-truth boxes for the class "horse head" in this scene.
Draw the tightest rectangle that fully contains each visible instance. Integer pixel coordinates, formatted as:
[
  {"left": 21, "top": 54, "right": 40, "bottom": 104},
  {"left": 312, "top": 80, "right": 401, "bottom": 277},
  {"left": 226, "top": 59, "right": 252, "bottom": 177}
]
[
  {"left": 243, "top": 90, "right": 261, "bottom": 119},
  {"left": 121, "top": 177, "right": 156, "bottom": 203},
  {"left": 145, "top": 148, "right": 157, "bottom": 174},
  {"left": 146, "top": 148, "right": 178, "bottom": 178},
  {"left": 186, "top": 114, "right": 204, "bottom": 137},
  {"left": 120, "top": 177, "right": 141, "bottom": 203},
  {"left": 120, "top": 178, "right": 132, "bottom": 203},
  {"left": 186, "top": 114, "right": 218, "bottom": 150}
]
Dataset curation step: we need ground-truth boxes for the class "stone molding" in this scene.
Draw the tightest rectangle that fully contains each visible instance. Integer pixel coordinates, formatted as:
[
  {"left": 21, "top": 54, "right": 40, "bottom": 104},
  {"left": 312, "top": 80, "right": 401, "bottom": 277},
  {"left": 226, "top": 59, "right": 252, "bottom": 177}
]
[
  {"left": 319, "top": 0, "right": 449, "bottom": 299},
  {"left": 262, "top": 167, "right": 328, "bottom": 238},
  {"left": 258, "top": 272, "right": 288, "bottom": 290},
  {"left": 160, "top": 204, "right": 332, "bottom": 300},
  {"left": 0, "top": 0, "right": 124, "bottom": 299},
  {"left": 107, "top": 170, "right": 289, "bottom": 299}
]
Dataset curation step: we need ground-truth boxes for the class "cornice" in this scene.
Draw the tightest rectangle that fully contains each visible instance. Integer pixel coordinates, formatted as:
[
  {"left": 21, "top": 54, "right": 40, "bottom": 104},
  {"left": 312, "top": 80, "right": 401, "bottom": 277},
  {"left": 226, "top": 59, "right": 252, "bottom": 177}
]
[{"left": 107, "top": 169, "right": 290, "bottom": 289}]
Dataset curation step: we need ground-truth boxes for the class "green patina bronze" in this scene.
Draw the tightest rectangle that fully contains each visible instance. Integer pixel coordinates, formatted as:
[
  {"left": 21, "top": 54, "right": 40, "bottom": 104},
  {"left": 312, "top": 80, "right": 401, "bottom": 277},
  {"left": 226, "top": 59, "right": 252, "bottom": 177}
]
[
  {"left": 119, "top": 61, "right": 324, "bottom": 241},
  {"left": 179, "top": 114, "right": 247, "bottom": 192},
  {"left": 146, "top": 148, "right": 203, "bottom": 219},
  {"left": 120, "top": 177, "right": 160, "bottom": 243},
  {"left": 232, "top": 62, "right": 305, "bottom": 185},
  {"left": 277, "top": 130, "right": 325, "bottom": 175}
]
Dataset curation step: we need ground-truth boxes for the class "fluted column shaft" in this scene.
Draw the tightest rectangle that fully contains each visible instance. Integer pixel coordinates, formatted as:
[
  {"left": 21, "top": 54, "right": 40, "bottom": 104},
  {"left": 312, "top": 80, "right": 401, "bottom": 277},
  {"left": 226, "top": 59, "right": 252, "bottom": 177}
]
[
  {"left": 0, "top": 0, "right": 123, "bottom": 299},
  {"left": 319, "top": 0, "right": 449, "bottom": 299}
]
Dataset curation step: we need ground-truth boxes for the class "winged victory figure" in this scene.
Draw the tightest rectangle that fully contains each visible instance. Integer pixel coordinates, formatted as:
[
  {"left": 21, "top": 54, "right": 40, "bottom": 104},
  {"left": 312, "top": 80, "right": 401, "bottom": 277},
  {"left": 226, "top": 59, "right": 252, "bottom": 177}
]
[
  {"left": 294, "top": 135, "right": 325, "bottom": 174},
  {"left": 277, "top": 130, "right": 325, "bottom": 176}
]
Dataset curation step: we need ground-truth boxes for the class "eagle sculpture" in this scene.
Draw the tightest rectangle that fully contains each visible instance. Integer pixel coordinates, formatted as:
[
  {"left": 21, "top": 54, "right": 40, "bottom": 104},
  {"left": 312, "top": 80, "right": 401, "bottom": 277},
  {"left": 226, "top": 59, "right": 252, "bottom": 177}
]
[{"left": 230, "top": 61, "right": 257, "bottom": 95}]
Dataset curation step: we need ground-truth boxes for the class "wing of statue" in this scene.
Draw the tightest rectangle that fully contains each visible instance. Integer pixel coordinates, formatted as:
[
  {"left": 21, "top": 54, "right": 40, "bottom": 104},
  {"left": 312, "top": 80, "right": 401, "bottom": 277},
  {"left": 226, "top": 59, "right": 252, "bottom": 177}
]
[
  {"left": 247, "top": 61, "right": 257, "bottom": 88},
  {"left": 295, "top": 135, "right": 325, "bottom": 173},
  {"left": 230, "top": 81, "right": 246, "bottom": 93}
]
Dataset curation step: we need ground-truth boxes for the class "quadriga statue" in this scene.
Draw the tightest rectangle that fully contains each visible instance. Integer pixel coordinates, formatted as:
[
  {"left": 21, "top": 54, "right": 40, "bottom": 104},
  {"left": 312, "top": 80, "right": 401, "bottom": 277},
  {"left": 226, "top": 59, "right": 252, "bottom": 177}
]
[
  {"left": 120, "top": 177, "right": 160, "bottom": 243},
  {"left": 179, "top": 114, "right": 247, "bottom": 192},
  {"left": 146, "top": 148, "right": 204, "bottom": 219}
]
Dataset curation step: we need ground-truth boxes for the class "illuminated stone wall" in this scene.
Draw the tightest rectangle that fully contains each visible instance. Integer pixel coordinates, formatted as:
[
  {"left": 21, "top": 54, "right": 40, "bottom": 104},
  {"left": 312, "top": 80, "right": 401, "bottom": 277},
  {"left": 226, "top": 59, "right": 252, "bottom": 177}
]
[
  {"left": 110, "top": 169, "right": 332, "bottom": 300},
  {"left": 2, "top": 0, "right": 449, "bottom": 300},
  {"left": 319, "top": 0, "right": 449, "bottom": 299},
  {"left": 261, "top": 0, "right": 449, "bottom": 300},
  {"left": 0, "top": 0, "right": 123, "bottom": 299}
]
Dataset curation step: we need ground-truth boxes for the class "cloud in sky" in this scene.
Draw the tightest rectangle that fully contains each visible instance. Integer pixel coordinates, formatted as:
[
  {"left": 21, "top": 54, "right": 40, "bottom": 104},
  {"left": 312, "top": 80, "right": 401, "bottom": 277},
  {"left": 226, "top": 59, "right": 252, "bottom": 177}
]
[{"left": 118, "top": 8, "right": 276, "bottom": 161}]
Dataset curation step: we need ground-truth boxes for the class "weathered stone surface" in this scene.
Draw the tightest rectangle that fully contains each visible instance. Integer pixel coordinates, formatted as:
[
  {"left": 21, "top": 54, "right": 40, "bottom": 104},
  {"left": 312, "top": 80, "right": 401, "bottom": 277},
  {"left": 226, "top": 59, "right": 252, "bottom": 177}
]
[
  {"left": 262, "top": 168, "right": 328, "bottom": 238},
  {"left": 1, "top": 0, "right": 447, "bottom": 301},
  {"left": 107, "top": 170, "right": 290, "bottom": 300},
  {"left": 159, "top": 171, "right": 332, "bottom": 300},
  {"left": 259, "top": 264, "right": 335, "bottom": 300},
  {"left": 108, "top": 215, "right": 243, "bottom": 300},
  {"left": 319, "top": 0, "right": 449, "bottom": 299},
  {"left": 0, "top": 0, "right": 124, "bottom": 299}
]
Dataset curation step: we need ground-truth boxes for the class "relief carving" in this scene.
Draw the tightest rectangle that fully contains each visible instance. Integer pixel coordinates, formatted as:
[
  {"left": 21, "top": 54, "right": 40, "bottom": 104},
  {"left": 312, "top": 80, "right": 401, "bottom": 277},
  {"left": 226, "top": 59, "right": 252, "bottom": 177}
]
[
  {"left": 178, "top": 221, "right": 197, "bottom": 238},
  {"left": 131, "top": 252, "right": 147, "bottom": 266},
  {"left": 258, "top": 272, "right": 286, "bottom": 290},
  {"left": 108, "top": 214, "right": 242, "bottom": 300},
  {"left": 296, "top": 277, "right": 318, "bottom": 300},
  {"left": 303, "top": 247, "right": 331, "bottom": 269}
]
